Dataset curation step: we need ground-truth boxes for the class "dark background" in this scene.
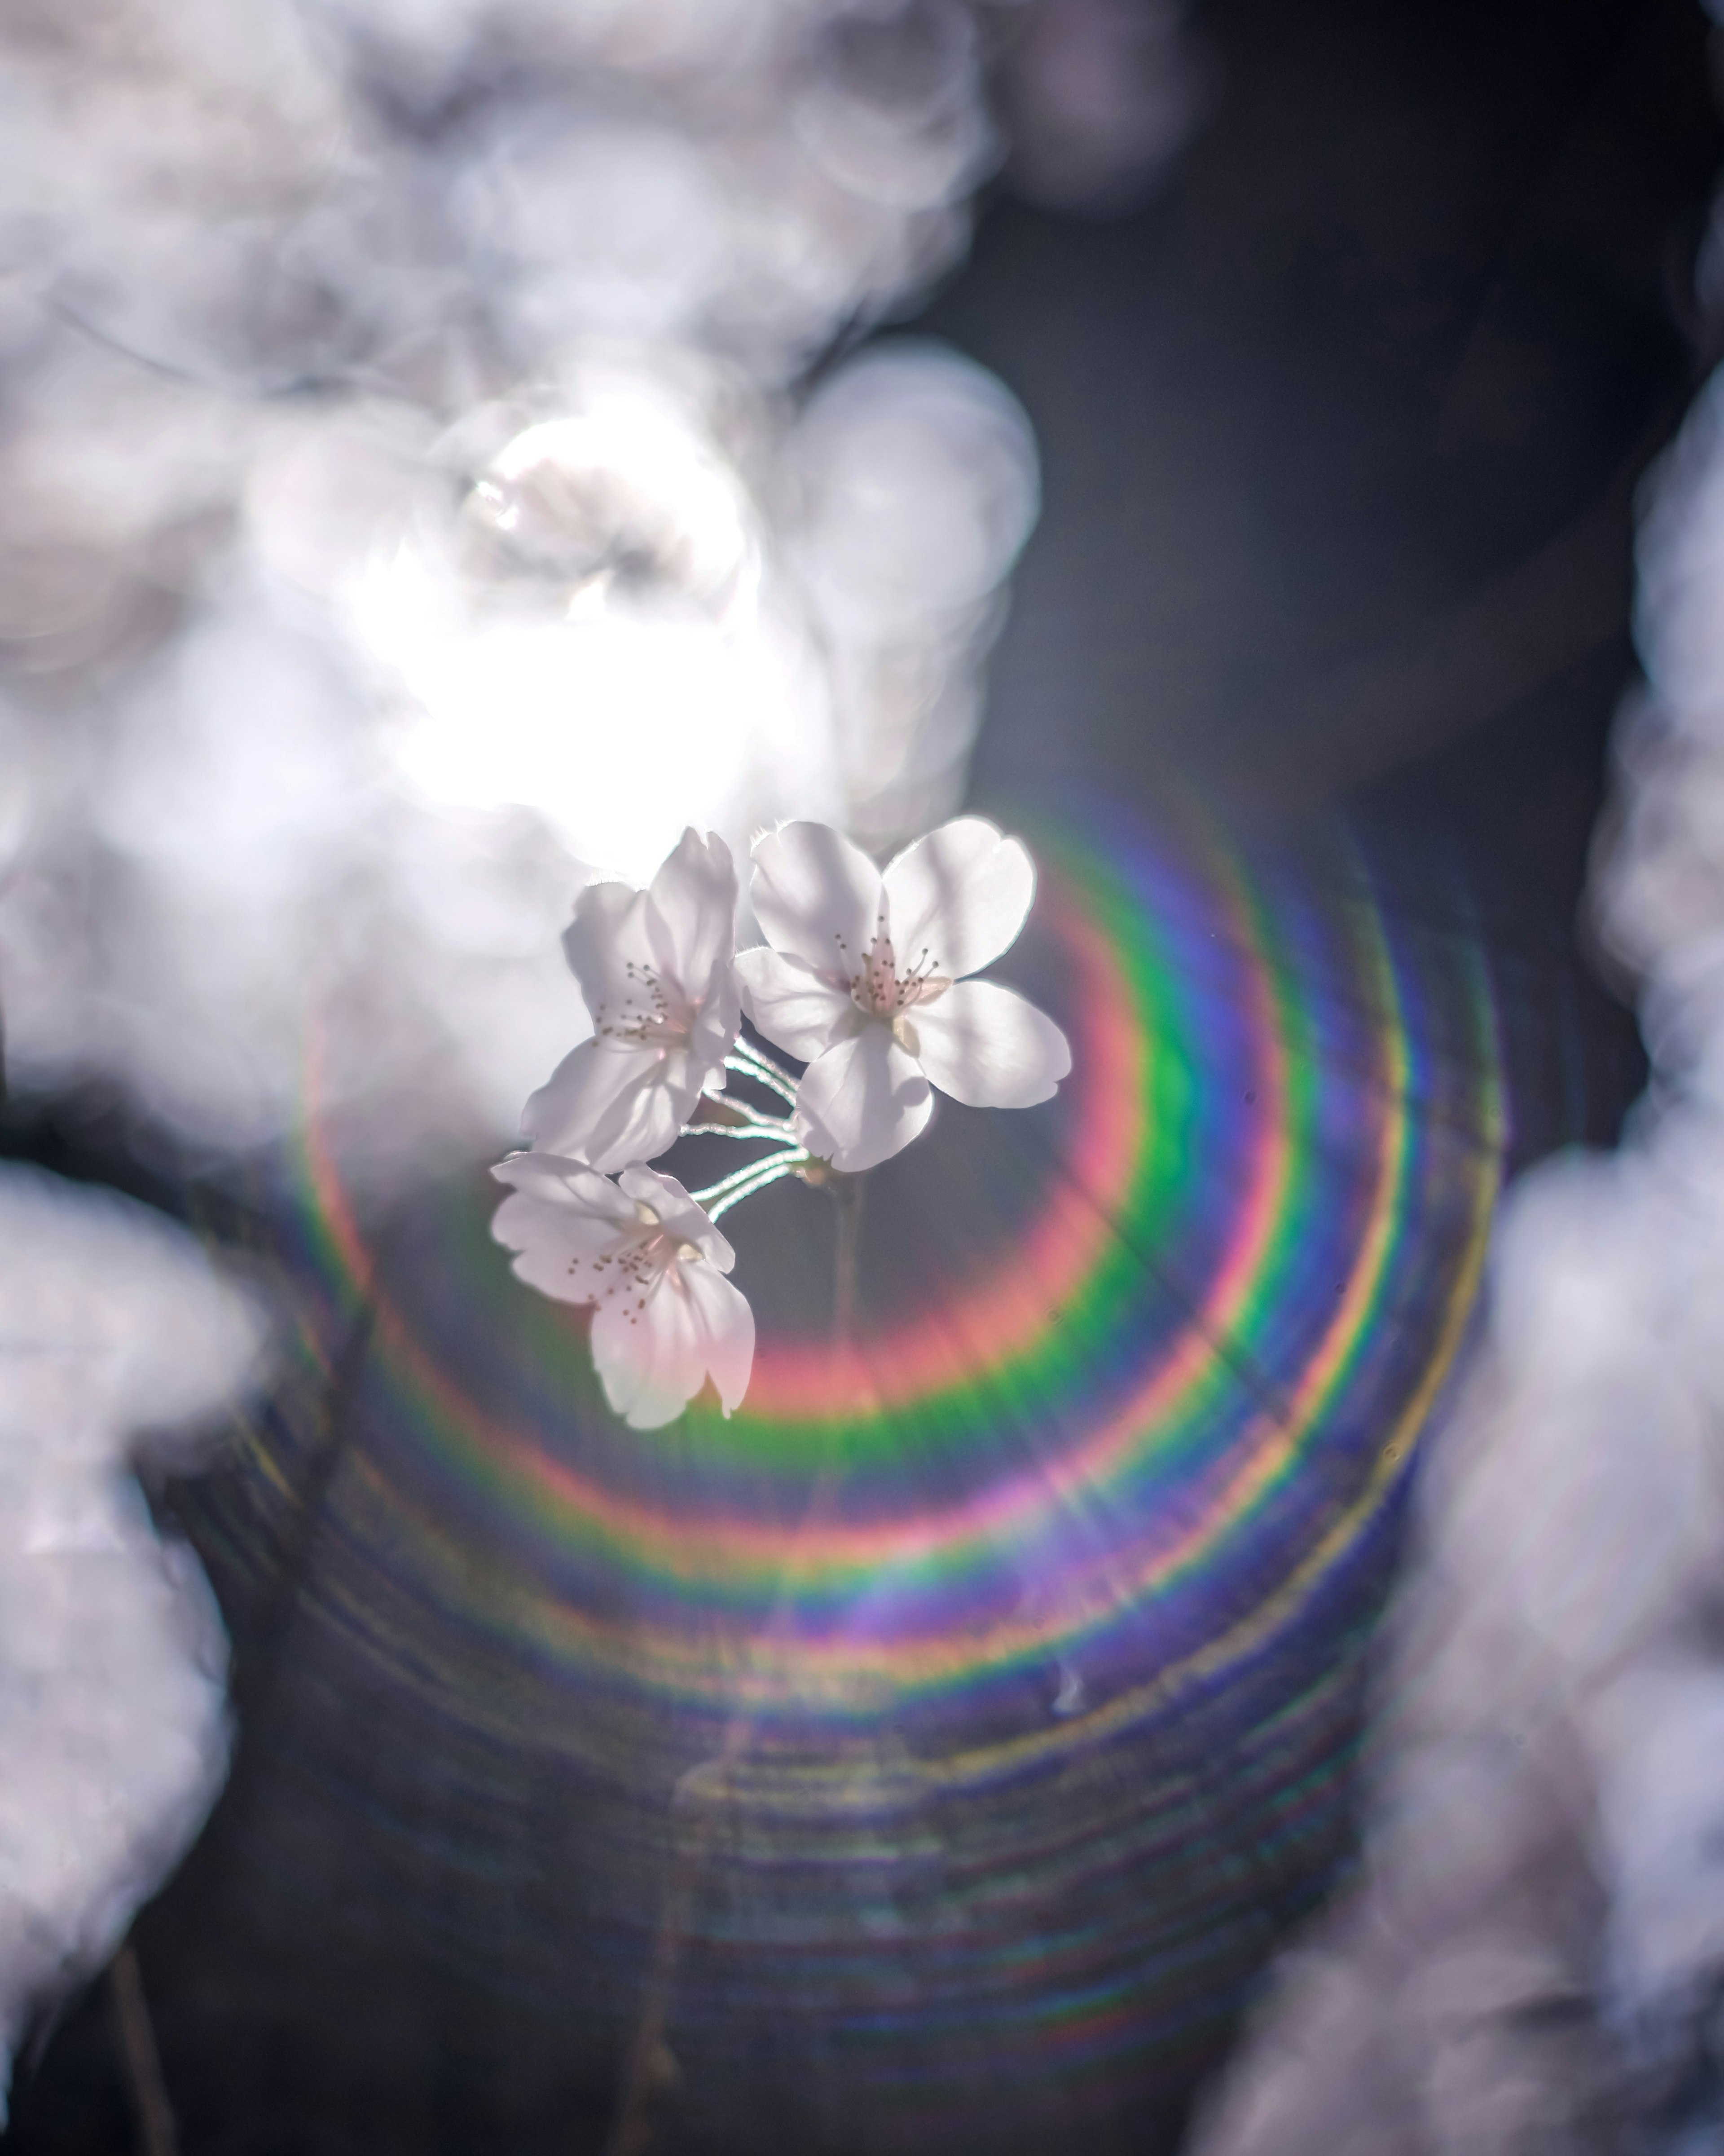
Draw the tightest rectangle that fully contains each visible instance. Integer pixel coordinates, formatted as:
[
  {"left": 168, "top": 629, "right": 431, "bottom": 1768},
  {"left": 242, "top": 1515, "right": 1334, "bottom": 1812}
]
[{"left": 5, "top": 0, "right": 1719, "bottom": 2147}]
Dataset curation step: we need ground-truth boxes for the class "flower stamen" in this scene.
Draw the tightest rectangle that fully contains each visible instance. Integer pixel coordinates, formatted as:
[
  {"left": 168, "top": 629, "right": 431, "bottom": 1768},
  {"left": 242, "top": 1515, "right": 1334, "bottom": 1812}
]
[
  {"left": 847, "top": 930, "right": 950, "bottom": 1020},
  {"left": 593, "top": 961, "right": 698, "bottom": 1051}
]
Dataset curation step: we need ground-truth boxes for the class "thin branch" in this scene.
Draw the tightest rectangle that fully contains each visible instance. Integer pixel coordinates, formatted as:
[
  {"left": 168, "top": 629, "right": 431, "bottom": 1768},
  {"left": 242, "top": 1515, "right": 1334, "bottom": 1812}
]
[
  {"left": 677, "top": 1120, "right": 801, "bottom": 1146},
  {"left": 691, "top": 1156, "right": 792, "bottom": 1206},
  {"left": 721, "top": 1065, "right": 798, "bottom": 1111},
  {"left": 708, "top": 1171, "right": 798, "bottom": 1221},
  {"left": 727, "top": 1033, "right": 796, "bottom": 1078},
  {"left": 722, "top": 1040, "right": 800, "bottom": 1107},
  {"left": 700, "top": 1091, "right": 795, "bottom": 1132},
  {"left": 605, "top": 1154, "right": 851, "bottom": 2156},
  {"left": 831, "top": 1175, "right": 864, "bottom": 1344},
  {"left": 703, "top": 1156, "right": 806, "bottom": 1220}
]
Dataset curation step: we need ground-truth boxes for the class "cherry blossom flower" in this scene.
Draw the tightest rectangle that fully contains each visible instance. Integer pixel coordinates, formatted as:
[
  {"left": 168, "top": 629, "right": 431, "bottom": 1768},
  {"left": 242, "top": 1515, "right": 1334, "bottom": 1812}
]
[
  {"left": 491, "top": 1156, "right": 754, "bottom": 1429},
  {"left": 734, "top": 816, "right": 1071, "bottom": 1173},
  {"left": 523, "top": 828, "right": 741, "bottom": 1173}
]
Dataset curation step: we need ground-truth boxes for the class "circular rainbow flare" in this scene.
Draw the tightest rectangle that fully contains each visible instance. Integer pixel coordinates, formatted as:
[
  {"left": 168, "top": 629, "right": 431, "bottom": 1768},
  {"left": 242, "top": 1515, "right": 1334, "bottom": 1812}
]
[{"left": 265, "top": 800, "right": 1506, "bottom": 2144}]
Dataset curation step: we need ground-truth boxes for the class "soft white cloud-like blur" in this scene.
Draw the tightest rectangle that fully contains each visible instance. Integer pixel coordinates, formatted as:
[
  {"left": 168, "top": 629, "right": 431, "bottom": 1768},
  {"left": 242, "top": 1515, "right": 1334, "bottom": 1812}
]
[
  {"left": 338, "top": 350, "right": 839, "bottom": 882},
  {"left": 0, "top": 1164, "right": 268, "bottom": 2112},
  {"left": 997, "top": 0, "right": 1204, "bottom": 212},
  {"left": 785, "top": 339, "right": 1040, "bottom": 840},
  {"left": 0, "top": 0, "right": 1195, "bottom": 1192},
  {"left": 1187, "top": 266, "right": 1724, "bottom": 2156},
  {"left": 0, "top": 0, "right": 347, "bottom": 389}
]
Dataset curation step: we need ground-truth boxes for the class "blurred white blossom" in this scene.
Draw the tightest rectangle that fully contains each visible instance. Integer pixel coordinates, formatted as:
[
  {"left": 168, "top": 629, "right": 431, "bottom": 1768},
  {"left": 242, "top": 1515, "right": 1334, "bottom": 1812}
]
[
  {"left": 0, "top": 1164, "right": 268, "bottom": 2112},
  {"left": 1190, "top": 330, "right": 1724, "bottom": 2156},
  {"left": 0, "top": 0, "right": 1192, "bottom": 1193},
  {"left": 998, "top": 0, "right": 1204, "bottom": 212}
]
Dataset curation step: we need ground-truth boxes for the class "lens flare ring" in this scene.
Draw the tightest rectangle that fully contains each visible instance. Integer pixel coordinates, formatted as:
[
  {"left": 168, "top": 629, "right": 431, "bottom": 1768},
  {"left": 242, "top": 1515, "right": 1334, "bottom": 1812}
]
[{"left": 283, "top": 809, "right": 1505, "bottom": 1764}]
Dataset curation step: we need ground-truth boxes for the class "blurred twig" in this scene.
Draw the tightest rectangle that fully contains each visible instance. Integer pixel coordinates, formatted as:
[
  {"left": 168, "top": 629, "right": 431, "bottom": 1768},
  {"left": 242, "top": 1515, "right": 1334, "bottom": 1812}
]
[
  {"left": 831, "top": 1175, "right": 864, "bottom": 1345},
  {"left": 604, "top": 1173, "right": 862, "bottom": 2156},
  {"left": 108, "top": 1942, "right": 178, "bottom": 2156}
]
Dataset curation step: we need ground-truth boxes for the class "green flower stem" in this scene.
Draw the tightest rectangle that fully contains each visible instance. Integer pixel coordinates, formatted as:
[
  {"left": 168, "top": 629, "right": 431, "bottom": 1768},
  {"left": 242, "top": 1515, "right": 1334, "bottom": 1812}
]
[
  {"left": 690, "top": 1155, "right": 791, "bottom": 1205},
  {"left": 699, "top": 1155, "right": 808, "bottom": 1220},
  {"left": 679, "top": 1120, "right": 801, "bottom": 1146},
  {"left": 723, "top": 1040, "right": 799, "bottom": 1106}
]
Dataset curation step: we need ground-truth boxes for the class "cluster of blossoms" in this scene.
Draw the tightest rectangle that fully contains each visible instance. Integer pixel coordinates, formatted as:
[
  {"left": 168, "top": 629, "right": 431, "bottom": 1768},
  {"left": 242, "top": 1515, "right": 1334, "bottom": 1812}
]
[{"left": 492, "top": 819, "right": 1071, "bottom": 1428}]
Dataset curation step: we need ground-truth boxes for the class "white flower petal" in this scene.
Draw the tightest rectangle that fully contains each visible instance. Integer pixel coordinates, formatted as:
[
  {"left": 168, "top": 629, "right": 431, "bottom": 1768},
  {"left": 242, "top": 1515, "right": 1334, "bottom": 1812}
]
[
  {"left": 908, "top": 978, "right": 1071, "bottom": 1109},
  {"left": 590, "top": 1276, "right": 691, "bottom": 1429},
  {"left": 646, "top": 828, "right": 738, "bottom": 994},
  {"left": 882, "top": 818, "right": 1036, "bottom": 982},
  {"left": 616, "top": 1166, "right": 737, "bottom": 1271},
  {"left": 591, "top": 1259, "right": 754, "bottom": 1429},
  {"left": 752, "top": 821, "right": 884, "bottom": 977},
  {"left": 521, "top": 1039, "right": 686, "bottom": 1171},
  {"left": 490, "top": 1155, "right": 638, "bottom": 1304},
  {"left": 794, "top": 1025, "right": 932, "bottom": 1172},
  {"left": 734, "top": 946, "right": 861, "bottom": 1062},
  {"left": 680, "top": 1262, "right": 756, "bottom": 1417},
  {"left": 491, "top": 1151, "right": 637, "bottom": 1217},
  {"left": 530, "top": 832, "right": 740, "bottom": 1171},
  {"left": 562, "top": 881, "right": 656, "bottom": 1018},
  {"left": 690, "top": 989, "right": 742, "bottom": 1085}
]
